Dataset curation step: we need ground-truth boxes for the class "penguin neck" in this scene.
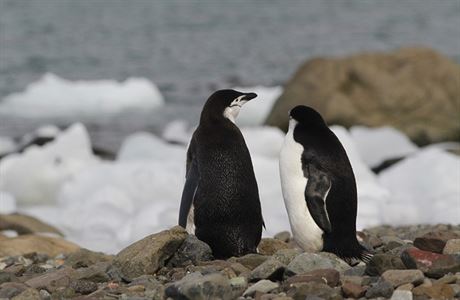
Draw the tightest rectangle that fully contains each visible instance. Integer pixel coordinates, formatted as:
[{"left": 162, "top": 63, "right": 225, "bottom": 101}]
[{"left": 199, "top": 110, "right": 236, "bottom": 127}]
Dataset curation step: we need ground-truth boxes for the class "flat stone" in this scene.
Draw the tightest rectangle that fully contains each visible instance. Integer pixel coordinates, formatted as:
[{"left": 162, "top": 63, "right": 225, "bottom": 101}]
[
  {"left": 286, "top": 281, "right": 342, "bottom": 300},
  {"left": 381, "top": 269, "right": 425, "bottom": 287},
  {"left": 341, "top": 275, "right": 364, "bottom": 286},
  {"left": 243, "top": 280, "right": 279, "bottom": 297},
  {"left": 228, "top": 253, "right": 270, "bottom": 270},
  {"left": 65, "top": 248, "right": 113, "bottom": 268},
  {"left": 75, "top": 262, "right": 111, "bottom": 282},
  {"left": 0, "top": 235, "right": 80, "bottom": 257},
  {"left": 274, "top": 231, "right": 291, "bottom": 243},
  {"left": 258, "top": 238, "right": 290, "bottom": 256},
  {"left": 285, "top": 269, "right": 340, "bottom": 287},
  {"left": 401, "top": 247, "right": 460, "bottom": 278},
  {"left": 165, "top": 272, "right": 233, "bottom": 300},
  {"left": 317, "top": 252, "right": 351, "bottom": 273},
  {"left": 365, "top": 254, "right": 406, "bottom": 276},
  {"left": 230, "top": 263, "right": 251, "bottom": 277},
  {"left": 250, "top": 258, "right": 286, "bottom": 282},
  {"left": 113, "top": 226, "right": 187, "bottom": 280},
  {"left": 397, "top": 283, "right": 414, "bottom": 291},
  {"left": 435, "top": 274, "right": 457, "bottom": 285},
  {"left": 365, "top": 280, "right": 394, "bottom": 299},
  {"left": 414, "top": 231, "right": 460, "bottom": 254},
  {"left": 390, "top": 290, "right": 413, "bottom": 300},
  {"left": 287, "top": 253, "right": 337, "bottom": 275},
  {"left": 167, "top": 235, "right": 213, "bottom": 267},
  {"left": 412, "top": 283, "right": 455, "bottom": 299},
  {"left": 443, "top": 239, "right": 460, "bottom": 254},
  {"left": 24, "top": 266, "right": 77, "bottom": 292},
  {"left": 272, "top": 249, "right": 302, "bottom": 265},
  {"left": 342, "top": 281, "right": 366, "bottom": 298}
]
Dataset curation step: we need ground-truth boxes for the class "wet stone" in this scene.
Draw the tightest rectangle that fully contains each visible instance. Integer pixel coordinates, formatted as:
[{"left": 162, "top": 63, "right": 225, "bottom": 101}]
[{"left": 365, "top": 254, "right": 406, "bottom": 276}]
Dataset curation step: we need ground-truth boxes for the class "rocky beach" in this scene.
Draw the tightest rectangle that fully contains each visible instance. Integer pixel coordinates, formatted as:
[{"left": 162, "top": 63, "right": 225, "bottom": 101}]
[{"left": 1, "top": 214, "right": 459, "bottom": 300}]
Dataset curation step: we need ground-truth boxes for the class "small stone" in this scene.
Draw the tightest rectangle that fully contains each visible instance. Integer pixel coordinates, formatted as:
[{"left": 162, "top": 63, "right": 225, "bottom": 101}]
[
  {"left": 285, "top": 269, "right": 340, "bottom": 287},
  {"left": 286, "top": 281, "right": 342, "bottom": 300},
  {"left": 24, "top": 266, "right": 77, "bottom": 292},
  {"left": 230, "top": 263, "right": 251, "bottom": 277},
  {"left": 365, "top": 280, "right": 394, "bottom": 299},
  {"left": 435, "top": 274, "right": 457, "bottom": 284},
  {"left": 450, "top": 283, "right": 460, "bottom": 297},
  {"left": 343, "top": 265, "right": 366, "bottom": 276},
  {"left": 381, "top": 269, "right": 425, "bottom": 287},
  {"left": 287, "top": 253, "right": 334, "bottom": 275},
  {"left": 443, "top": 239, "right": 460, "bottom": 254},
  {"left": 39, "top": 289, "right": 51, "bottom": 300},
  {"left": 342, "top": 281, "right": 366, "bottom": 298},
  {"left": 412, "top": 283, "right": 455, "bottom": 299},
  {"left": 250, "top": 258, "right": 286, "bottom": 281},
  {"left": 228, "top": 253, "right": 270, "bottom": 270},
  {"left": 69, "top": 279, "right": 98, "bottom": 295},
  {"left": 11, "top": 288, "right": 40, "bottom": 300},
  {"left": 76, "top": 262, "right": 110, "bottom": 282},
  {"left": 230, "top": 276, "right": 248, "bottom": 295},
  {"left": 113, "top": 226, "right": 187, "bottom": 280},
  {"left": 341, "top": 275, "right": 364, "bottom": 286},
  {"left": 0, "top": 282, "right": 28, "bottom": 299},
  {"left": 397, "top": 283, "right": 414, "bottom": 291},
  {"left": 365, "top": 254, "right": 406, "bottom": 276},
  {"left": 390, "top": 290, "right": 413, "bottom": 300},
  {"left": 318, "top": 252, "right": 351, "bottom": 273},
  {"left": 258, "top": 238, "right": 290, "bottom": 256},
  {"left": 0, "top": 271, "right": 14, "bottom": 284},
  {"left": 414, "top": 231, "right": 460, "bottom": 254},
  {"left": 167, "top": 235, "right": 213, "bottom": 267},
  {"left": 401, "top": 247, "right": 460, "bottom": 278},
  {"left": 243, "top": 280, "right": 279, "bottom": 297},
  {"left": 127, "top": 285, "right": 145, "bottom": 292},
  {"left": 272, "top": 249, "right": 302, "bottom": 265},
  {"left": 165, "top": 272, "right": 233, "bottom": 300},
  {"left": 382, "top": 236, "right": 407, "bottom": 251},
  {"left": 274, "top": 231, "right": 291, "bottom": 243},
  {"left": 65, "top": 248, "right": 113, "bottom": 268}
]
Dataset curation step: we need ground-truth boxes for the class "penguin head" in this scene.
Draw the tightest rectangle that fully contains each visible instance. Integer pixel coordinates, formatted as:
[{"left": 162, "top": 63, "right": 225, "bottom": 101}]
[
  {"left": 288, "top": 105, "right": 326, "bottom": 130},
  {"left": 201, "top": 89, "right": 258, "bottom": 123}
]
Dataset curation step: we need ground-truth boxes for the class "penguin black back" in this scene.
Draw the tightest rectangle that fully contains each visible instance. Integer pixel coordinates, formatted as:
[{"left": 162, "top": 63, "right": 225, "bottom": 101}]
[
  {"left": 285, "top": 105, "right": 370, "bottom": 262},
  {"left": 179, "top": 89, "right": 263, "bottom": 259}
]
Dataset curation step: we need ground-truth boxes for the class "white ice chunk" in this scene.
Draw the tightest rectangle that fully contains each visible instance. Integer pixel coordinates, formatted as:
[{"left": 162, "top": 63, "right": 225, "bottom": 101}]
[
  {"left": 350, "top": 126, "right": 418, "bottom": 168},
  {"left": 0, "top": 191, "right": 16, "bottom": 214},
  {"left": 117, "top": 131, "right": 186, "bottom": 162},
  {"left": 0, "top": 123, "right": 97, "bottom": 205},
  {"left": 233, "top": 86, "right": 282, "bottom": 126},
  {"left": 0, "top": 73, "right": 164, "bottom": 117},
  {"left": 378, "top": 147, "right": 460, "bottom": 225}
]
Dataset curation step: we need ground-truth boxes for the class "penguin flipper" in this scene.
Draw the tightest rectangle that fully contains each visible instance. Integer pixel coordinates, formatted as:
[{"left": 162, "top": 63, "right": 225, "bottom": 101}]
[
  {"left": 304, "top": 164, "right": 332, "bottom": 233},
  {"left": 179, "top": 140, "right": 199, "bottom": 228}
]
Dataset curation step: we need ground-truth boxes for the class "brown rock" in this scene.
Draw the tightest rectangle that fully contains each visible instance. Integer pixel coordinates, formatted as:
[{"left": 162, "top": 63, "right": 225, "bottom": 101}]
[
  {"left": 228, "top": 254, "right": 270, "bottom": 270},
  {"left": 413, "top": 283, "right": 455, "bottom": 300},
  {"left": 24, "top": 266, "right": 77, "bottom": 292},
  {"left": 266, "top": 47, "right": 460, "bottom": 145},
  {"left": 0, "top": 282, "right": 29, "bottom": 298},
  {"left": 65, "top": 248, "right": 113, "bottom": 268},
  {"left": 342, "top": 281, "right": 366, "bottom": 298},
  {"left": 113, "top": 226, "right": 187, "bottom": 280},
  {"left": 396, "top": 283, "right": 414, "bottom": 291},
  {"left": 11, "top": 288, "right": 41, "bottom": 300},
  {"left": 381, "top": 269, "right": 425, "bottom": 287},
  {"left": 414, "top": 231, "right": 460, "bottom": 253},
  {"left": 285, "top": 269, "right": 340, "bottom": 287},
  {"left": 0, "top": 235, "right": 80, "bottom": 257},
  {"left": 0, "top": 214, "right": 62, "bottom": 236},
  {"left": 258, "top": 238, "right": 290, "bottom": 256},
  {"left": 443, "top": 239, "right": 460, "bottom": 254}
]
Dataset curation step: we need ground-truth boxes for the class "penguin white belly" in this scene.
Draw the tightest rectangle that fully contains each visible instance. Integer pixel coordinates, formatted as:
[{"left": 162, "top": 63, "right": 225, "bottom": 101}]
[
  {"left": 186, "top": 204, "right": 195, "bottom": 234},
  {"left": 279, "top": 129, "right": 324, "bottom": 251}
]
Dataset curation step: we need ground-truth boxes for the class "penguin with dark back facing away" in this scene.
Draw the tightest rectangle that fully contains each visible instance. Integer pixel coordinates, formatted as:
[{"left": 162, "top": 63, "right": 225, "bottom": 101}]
[
  {"left": 179, "top": 89, "right": 264, "bottom": 259},
  {"left": 279, "top": 105, "right": 371, "bottom": 263}
]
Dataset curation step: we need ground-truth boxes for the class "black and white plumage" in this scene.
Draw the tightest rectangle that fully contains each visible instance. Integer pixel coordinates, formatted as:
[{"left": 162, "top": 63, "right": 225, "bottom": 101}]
[
  {"left": 279, "top": 105, "right": 372, "bottom": 263},
  {"left": 179, "top": 89, "right": 264, "bottom": 259}
]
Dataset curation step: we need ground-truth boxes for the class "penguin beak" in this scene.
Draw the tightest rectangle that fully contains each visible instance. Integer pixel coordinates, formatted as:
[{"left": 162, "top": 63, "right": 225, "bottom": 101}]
[{"left": 243, "top": 93, "right": 257, "bottom": 101}]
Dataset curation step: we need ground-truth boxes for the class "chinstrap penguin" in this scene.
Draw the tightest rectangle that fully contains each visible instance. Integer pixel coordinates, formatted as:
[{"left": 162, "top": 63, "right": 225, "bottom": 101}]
[
  {"left": 179, "top": 89, "right": 264, "bottom": 259},
  {"left": 279, "top": 105, "right": 372, "bottom": 263}
]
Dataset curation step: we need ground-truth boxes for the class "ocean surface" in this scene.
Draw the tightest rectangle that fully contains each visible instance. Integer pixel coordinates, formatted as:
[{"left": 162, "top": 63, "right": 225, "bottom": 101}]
[{"left": 1, "top": 0, "right": 459, "bottom": 151}]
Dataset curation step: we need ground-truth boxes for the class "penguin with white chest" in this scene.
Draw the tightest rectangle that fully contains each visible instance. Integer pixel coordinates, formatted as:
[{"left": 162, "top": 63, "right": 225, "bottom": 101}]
[
  {"left": 179, "top": 89, "right": 264, "bottom": 259},
  {"left": 279, "top": 105, "right": 371, "bottom": 263}
]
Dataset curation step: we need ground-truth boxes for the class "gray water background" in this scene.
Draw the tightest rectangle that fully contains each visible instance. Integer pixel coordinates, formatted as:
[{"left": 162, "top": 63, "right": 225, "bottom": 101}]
[{"left": 1, "top": 0, "right": 459, "bottom": 151}]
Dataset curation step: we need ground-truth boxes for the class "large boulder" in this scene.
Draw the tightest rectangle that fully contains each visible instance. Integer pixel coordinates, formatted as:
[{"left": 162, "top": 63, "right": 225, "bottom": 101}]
[{"left": 265, "top": 47, "right": 460, "bottom": 145}]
